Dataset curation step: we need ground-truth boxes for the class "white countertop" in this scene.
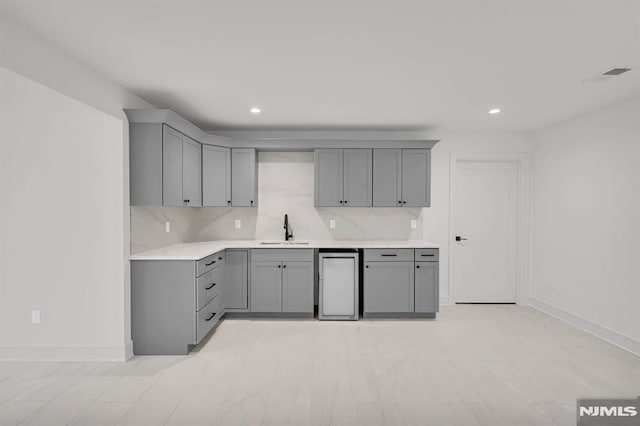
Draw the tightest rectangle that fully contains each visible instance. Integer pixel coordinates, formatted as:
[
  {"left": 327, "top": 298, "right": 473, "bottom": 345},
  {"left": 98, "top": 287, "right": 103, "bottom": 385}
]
[{"left": 130, "top": 240, "right": 440, "bottom": 260}]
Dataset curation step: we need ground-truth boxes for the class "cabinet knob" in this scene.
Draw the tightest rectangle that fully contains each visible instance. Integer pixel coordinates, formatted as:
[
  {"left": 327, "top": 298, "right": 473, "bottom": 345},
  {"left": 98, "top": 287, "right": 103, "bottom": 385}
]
[
  {"left": 278, "top": 264, "right": 281, "bottom": 268},
  {"left": 344, "top": 200, "right": 348, "bottom": 204},
  {"left": 416, "top": 265, "right": 420, "bottom": 269},
  {"left": 283, "top": 264, "right": 287, "bottom": 268},
  {"left": 227, "top": 200, "right": 231, "bottom": 204},
  {"left": 402, "top": 201, "right": 407, "bottom": 204},
  {"left": 365, "top": 265, "right": 369, "bottom": 268},
  {"left": 250, "top": 200, "right": 254, "bottom": 204},
  {"left": 398, "top": 201, "right": 402, "bottom": 204},
  {"left": 339, "top": 200, "right": 343, "bottom": 204}
]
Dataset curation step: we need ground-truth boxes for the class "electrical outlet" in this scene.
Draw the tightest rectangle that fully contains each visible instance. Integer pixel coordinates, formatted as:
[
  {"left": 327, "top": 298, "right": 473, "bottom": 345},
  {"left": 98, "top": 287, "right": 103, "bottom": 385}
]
[
  {"left": 411, "top": 219, "right": 417, "bottom": 229},
  {"left": 235, "top": 219, "right": 241, "bottom": 229},
  {"left": 31, "top": 310, "right": 41, "bottom": 324},
  {"left": 165, "top": 222, "right": 170, "bottom": 233},
  {"left": 329, "top": 219, "right": 336, "bottom": 229}
]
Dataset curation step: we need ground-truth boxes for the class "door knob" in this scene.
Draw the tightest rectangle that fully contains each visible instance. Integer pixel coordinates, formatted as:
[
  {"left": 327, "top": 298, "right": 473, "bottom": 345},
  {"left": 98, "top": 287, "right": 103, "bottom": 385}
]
[{"left": 455, "top": 236, "right": 468, "bottom": 242}]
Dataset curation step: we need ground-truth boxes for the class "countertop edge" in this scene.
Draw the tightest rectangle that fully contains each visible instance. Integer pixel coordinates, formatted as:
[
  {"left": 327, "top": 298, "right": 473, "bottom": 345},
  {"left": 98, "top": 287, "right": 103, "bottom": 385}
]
[{"left": 130, "top": 240, "right": 441, "bottom": 261}]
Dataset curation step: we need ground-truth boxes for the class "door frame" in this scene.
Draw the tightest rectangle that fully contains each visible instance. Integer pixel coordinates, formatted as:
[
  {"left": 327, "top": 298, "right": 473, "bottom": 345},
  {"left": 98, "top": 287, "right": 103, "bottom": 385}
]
[{"left": 448, "top": 152, "right": 532, "bottom": 305}]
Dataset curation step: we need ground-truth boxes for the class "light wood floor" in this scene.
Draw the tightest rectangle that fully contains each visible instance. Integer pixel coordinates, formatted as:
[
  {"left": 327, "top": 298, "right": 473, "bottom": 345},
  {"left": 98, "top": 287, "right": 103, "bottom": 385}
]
[{"left": 1, "top": 305, "right": 639, "bottom": 425}]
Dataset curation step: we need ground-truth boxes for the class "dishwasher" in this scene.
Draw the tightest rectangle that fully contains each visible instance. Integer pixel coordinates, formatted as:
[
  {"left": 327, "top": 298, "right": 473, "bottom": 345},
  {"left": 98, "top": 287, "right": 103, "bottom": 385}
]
[{"left": 318, "top": 249, "right": 359, "bottom": 320}]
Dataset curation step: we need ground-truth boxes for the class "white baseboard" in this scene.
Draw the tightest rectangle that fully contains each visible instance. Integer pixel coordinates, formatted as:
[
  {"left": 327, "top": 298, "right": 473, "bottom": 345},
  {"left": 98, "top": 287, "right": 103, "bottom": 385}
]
[
  {"left": 0, "top": 345, "right": 131, "bottom": 361},
  {"left": 529, "top": 297, "right": 640, "bottom": 357},
  {"left": 124, "top": 340, "right": 134, "bottom": 360}
]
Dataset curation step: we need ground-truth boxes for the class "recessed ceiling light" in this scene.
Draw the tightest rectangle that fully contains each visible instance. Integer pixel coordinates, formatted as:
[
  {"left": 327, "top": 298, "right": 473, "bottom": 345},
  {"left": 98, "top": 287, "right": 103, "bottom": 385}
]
[
  {"left": 488, "top": 108, "right": 501, "bottom": 114},
  {"left": 250, "top": 107, "right": 261, "bottom": 114}
]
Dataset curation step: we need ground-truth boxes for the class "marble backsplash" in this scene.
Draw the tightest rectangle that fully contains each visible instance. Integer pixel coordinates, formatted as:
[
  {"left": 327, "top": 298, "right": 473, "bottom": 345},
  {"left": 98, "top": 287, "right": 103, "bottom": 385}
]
[{"left": 131, "top": 152, "right": 424, "bottom": 253}]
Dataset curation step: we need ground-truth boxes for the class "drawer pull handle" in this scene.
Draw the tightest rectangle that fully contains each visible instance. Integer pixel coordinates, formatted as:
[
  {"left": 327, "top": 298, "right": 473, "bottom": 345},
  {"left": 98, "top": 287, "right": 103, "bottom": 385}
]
[
  {"left": 381, "top": 254, "right": 397, "bottom": 257},
  {"left": 205, "top": 283, "right": 216, "bottom": 290},
  {"left": 421, "top": 254, "right": 435, "bottom": 257},
  {"left": 218, "top": 257, "right": 223, "bottom": 260},
  {"left": 205, "top": 312, "right": 216, "bottom": 321},
  {"left": 205, "top": 260, "right": 216, "bottom": 266}
]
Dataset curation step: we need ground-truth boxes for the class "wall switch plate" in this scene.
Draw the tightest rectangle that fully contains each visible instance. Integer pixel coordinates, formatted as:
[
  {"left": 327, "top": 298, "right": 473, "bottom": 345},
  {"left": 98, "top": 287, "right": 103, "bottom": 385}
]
[
  {"left": 235, "top": 219, "right": 241, "bottom": 229},
  {"left": 165, "top": 222, "right": 170, "bottom": 233},
  {"left": 31, "top": 310, "right": 40, "bottom": 324},
  {"left": 411, "top": 219, "right": 417, "bottom": 229},
  {"left": 329, "top": 219, "right": 336, "bottom": 229}
]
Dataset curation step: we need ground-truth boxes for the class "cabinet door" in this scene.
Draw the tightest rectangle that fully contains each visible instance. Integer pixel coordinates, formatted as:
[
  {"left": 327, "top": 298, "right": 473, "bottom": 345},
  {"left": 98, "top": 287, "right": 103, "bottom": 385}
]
[
  {"left": 343, "top": 149, "right": 372, "bottom": 207},
  {"left": 224, "top": 250, "right": 248, "bottom": 309},
  {"left": 162, "top": 126, "right": 184, "bottom": 207},
  {"left": 364, "top": 261, "right": 414, "bottom": 312},
  {"left": 231, "top": 149, "right": 257, "bottom": 207},
  {"left": 372, "top": 149, "right": 402, "bottom": 207},
  {"left": 182, "top": 138, "right": 202, "bottom": 207},
  {"left": 402, "top": 149, "right": 430, "bottom": 207},
  {"left": 314, "top": 149, "right": 344, "bottom": 207},
  {"left": 202, "top": 145, "right": 231, "bottom": 207},
  {"left": 250, "top": 261, "right": 282, "bottom": 312},
  {"left": 282, "top": 262, "right": 313, "bottom": 313},
  {"left": 415, "top": 261, "right": 439, "bottom": 313}
]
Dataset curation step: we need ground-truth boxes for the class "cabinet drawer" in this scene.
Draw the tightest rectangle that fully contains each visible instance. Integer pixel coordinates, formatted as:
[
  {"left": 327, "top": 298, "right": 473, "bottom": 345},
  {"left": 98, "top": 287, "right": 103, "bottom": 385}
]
[
  {"left": 196, "top": 295, "right": 222, "bottom": 344},
  {"left": 364, "top": 249, "right": 414, "bottom": 262},
  {"left": 196, "top": 251, "right": 225, "bottom": 277},
  {"left": 196, "top": 264, "right": 222, "bottom": 310},
  {"left": 415, "top": 248, "right": 439, "bottom": 262},
  {"left": 251, "top": 249, "right": 313, "bottom": 262}
]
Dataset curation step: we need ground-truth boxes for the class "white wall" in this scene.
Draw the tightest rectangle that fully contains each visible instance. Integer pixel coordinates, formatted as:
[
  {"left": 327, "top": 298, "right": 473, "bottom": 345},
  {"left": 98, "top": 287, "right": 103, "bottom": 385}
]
[
  {"left": 530, "top": 95, "right": 640, "bottom": 355},
  {"left": 423, "top": 131, "right": 531, "bottom": 305},
  {"left": 0, "top": 14, "right": 152, "bottom": 360}
]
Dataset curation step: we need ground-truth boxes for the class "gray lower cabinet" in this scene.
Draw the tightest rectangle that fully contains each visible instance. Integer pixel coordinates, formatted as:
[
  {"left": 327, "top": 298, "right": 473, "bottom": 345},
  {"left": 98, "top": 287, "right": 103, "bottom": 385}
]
[
  {"left": 202, "top": 145, "right": 231, "bottom": 207},
  {"left": 250, "top": 249, "right": 314, "bottom": 314},
  {"left": 131, "top": 251, "right": 225, "bottom": 355},
  {"left": 372, "top": 148, "right": 430, "bottom": 207},
  {"left": 363, "top": 248, "right": 439, "bottom": 315},
  {"left": 250, "top": 261, "right": 283, "bottom": 312},
  {"left": 415, "top": 261, "right": 439, "bottom": 313},
  {"left": 364, "top": 261, "right": 415, "bottom": 313},
  {"left": 231, "top": 148, "right": 257, "bottom": 207},
  {"left": 314, "top": 149, "right": 372, "bottom": 207},
  {"left": 224, "top": 249, "right": 249, "bottom": 310}
]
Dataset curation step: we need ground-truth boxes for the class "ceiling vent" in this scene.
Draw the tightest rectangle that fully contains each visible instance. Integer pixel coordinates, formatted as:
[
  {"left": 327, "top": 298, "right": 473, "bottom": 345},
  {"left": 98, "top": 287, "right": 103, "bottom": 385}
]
[
  {"left": 602, "top": 68, "right": 631, "bottom": 76},
  {"left": 583, "top": 67, "right": 632, "bottom": 82}
]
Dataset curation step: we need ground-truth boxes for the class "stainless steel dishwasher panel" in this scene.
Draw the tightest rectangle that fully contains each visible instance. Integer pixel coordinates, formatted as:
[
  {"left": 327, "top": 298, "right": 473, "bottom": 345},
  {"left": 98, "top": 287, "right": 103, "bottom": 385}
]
[{"left": 319, "top": 252, "right": 359, "bottom": 320}]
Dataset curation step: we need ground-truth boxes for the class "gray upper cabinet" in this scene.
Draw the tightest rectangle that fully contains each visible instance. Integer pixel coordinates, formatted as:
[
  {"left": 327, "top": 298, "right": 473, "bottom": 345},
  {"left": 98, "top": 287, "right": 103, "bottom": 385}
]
[
  {"left": 224, "top": 249, "right": 249, "bottom": 310},
  {"left": 182, "top": 138, "right": 202, "bottom": 207},
  {"left": 314, "top": 149, "right": 372, "bottom": 207},
  {"left": 372, "top": 149, "right": 402, "bottom": 206},
  {"left": 373, "top": 148, "right": 430, "bottom": 207},
  {"left": 162, "top": 127, "right": 184, "bottom": 207},
  {"left": 402, "top": 149, "right": 430, "bottom": 207},
  {"left": 343, "top": 149, "right": 372, "bottom": 207},
  {"left": 231, "top": 148, "right": 257, "bottom": 207},
  {"left": 314, "top": 149, "right": 344, "bottom": 207},
  {"left": 202, "top": 145, "right": 231, "bottom": 207},
  {"left": 162, "top": 126, "right": 202, "bottom": 207},
  {"left": 130, "top": 123, "right": 201, "bottom": 207}
]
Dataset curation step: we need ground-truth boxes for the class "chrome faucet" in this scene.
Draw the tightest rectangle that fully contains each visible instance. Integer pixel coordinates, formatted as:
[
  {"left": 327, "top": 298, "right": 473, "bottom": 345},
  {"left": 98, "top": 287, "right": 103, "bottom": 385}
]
[{"left": 283, "top": 214, "right": 293, "bottom": 241}]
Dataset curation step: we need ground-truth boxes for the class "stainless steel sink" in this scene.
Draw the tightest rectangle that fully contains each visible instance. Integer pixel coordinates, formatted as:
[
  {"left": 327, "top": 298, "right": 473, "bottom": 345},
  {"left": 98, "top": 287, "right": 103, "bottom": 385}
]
[{"left": 258, "top": 241, "right": 310, "bottom": 245}]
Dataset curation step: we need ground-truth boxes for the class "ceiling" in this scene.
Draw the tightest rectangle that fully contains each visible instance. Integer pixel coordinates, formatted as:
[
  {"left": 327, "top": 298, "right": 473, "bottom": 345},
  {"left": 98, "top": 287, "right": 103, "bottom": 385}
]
[{"left": 1, "top": 0, "right": 638, "bottom": 132}]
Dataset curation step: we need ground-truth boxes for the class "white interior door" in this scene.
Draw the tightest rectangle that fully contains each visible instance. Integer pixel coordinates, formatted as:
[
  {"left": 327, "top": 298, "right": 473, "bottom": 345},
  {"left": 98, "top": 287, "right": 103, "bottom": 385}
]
[{"left": 453, "top": 160, "right": 518, "bottom": 303}]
